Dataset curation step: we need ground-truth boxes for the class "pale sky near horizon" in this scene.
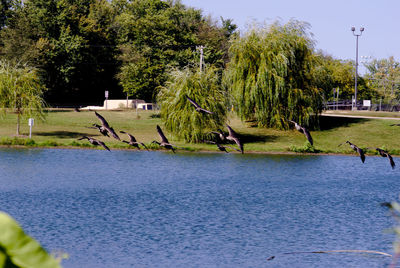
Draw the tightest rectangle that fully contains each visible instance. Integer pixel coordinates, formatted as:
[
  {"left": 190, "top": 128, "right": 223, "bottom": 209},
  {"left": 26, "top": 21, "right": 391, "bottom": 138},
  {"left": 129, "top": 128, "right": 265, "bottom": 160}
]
[{"left": 181, "top": 0, "right": 400, "bottom": 72}]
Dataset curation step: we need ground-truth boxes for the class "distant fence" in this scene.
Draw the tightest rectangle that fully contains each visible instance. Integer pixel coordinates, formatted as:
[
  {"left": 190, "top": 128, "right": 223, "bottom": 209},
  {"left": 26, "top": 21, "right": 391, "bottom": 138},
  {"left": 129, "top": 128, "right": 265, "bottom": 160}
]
[{"left": 325, "top": 100, "right": 400, "bottom": 112}]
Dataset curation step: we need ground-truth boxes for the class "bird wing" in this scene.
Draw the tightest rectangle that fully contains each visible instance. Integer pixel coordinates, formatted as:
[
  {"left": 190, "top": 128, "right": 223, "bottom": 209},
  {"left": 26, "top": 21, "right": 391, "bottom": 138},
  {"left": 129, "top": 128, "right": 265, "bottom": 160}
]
[
  {"left": 186, "top": 96, "right": 200, "bottom": 108},
  {"left": 226, "top": 125, "right": 244, "bottom": 153},
  {"left": 98, "top": 140, "right": 111, "bottom": 151},
  {"left": 128, "top": 133, "right": 137, "bottom": 143},
  {"left": 95, "top": 112, "right": 110, "bottom": 128},
  {"left": 302, "top": 128, "right": 313, "bottom": 145},
  {"left": 226, "top": 124, "right": 237, "bottom": 138},
  {"left": 225, "top": 145, "right": 242, "bottom": 153},
  {"left": 106, "top": 127, "right": 120, "bottom": 140},
  {"left": 156, "top": 125, "right": 169, "bottom": 143},
  {"left": 120, "top": 131, "right": 136, "bottom": 143},
  {"left": 199, "top": 107, "right": 214, "bottom": 114},
  {"left": 233, "top": 138, "right": 244, "bottom": 154},
  {"left": 388, "top": 153, "right": 396, "bottom": 169},
  {"left": 139, "top": 142, "right": 149, "bottom": 150},
  {"left": 357, "top": 147, "right": 365, "bottom": 163},
  {"left": 77, "top": 136, "right": 88, "bottom": 141}
]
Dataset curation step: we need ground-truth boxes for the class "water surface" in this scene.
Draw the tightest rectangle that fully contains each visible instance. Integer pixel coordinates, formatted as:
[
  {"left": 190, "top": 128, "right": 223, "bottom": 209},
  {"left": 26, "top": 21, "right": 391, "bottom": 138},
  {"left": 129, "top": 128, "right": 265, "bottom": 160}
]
[{"left": 0, "top": 148, "right": 398, "bottom": 267}]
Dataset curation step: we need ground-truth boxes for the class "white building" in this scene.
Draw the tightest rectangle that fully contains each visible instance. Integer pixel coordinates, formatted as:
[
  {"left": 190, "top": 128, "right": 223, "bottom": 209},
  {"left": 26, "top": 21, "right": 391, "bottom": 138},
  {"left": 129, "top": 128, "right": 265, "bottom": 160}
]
[{"left": 81, "top": 99, "right": 155, "bottom": 110}]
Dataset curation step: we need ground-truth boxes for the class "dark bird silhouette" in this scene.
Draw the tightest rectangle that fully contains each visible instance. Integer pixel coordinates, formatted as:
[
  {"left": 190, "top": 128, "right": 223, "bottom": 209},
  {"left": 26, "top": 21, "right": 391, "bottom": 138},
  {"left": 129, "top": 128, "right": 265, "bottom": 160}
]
[
  {"left": 226, "top": 124, "right": 244, "bottom": 154},
  {"left": 87, "top": 124, "right": 109, "bottom": 137},
  {"left": 205, "top": 141, "right": 241, "bottom": 153},
  {"left": 210, "top": 129, "right": 227, "bottom": 142},
  {"left": 120, "top": 131, "right": 148, "bottom": 150},
  {"left": 380, "top": 202, "right": 393, "bottom": 209},
  {"left": 390, "top": 123, "right": 400, "bottom": 126},
  {"left": 78, "top": 136, "right": 110, "bottom": 151},
  {"left": 375, "top": 148, "right": 395, "bottom": 169},
  {"left": 186, "top": 95, "right": 214, "bottom": 114},
  {"left": 94, "top": 111, "right": 120, "bottom": 140},
  {"left": 339, "top": 141, "right": 365, "bottom": 163},
  {"left": 288, "top": 120, "right": 313, "bottom": 145},
  {"left": 152, "top": 125, "right": 176, "bottom": 153}
]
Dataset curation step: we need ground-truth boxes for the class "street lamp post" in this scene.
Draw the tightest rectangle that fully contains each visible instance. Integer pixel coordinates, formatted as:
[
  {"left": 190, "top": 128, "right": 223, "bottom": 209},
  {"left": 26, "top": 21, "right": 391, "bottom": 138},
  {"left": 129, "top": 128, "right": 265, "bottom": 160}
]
[{"left": 351, "top": 26, "right": 364, "bottom": 110}]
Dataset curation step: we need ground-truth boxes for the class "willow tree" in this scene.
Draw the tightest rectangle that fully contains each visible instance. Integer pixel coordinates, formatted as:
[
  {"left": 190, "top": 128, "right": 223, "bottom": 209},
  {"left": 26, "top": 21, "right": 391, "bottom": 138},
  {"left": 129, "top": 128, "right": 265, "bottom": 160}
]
[
  {"left": 226, "top": 20, "right": 323, "bottom": 129},
  {"left": 157, "top": 65, "right": 227, "bottom": 143},
  {"left": 0, "top": 61, "right": 47, "bottom": 136}
]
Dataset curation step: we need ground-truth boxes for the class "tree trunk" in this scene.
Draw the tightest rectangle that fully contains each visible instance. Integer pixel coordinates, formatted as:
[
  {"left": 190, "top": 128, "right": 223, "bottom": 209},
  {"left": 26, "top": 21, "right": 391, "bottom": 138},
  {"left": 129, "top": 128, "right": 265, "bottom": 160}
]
[{"left": 16, "top": 109, "right": 20, "bottom": 136}]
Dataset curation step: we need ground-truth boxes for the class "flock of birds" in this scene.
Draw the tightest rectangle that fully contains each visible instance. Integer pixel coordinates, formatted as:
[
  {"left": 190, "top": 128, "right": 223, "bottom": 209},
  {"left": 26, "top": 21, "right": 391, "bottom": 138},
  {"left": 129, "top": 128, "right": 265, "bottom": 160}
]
[
  {"left": 77, "top": 95, "right": 396, "bottom": 169},
  {"left": 78, "top": 96, "right": 244, "bottom": 154}
]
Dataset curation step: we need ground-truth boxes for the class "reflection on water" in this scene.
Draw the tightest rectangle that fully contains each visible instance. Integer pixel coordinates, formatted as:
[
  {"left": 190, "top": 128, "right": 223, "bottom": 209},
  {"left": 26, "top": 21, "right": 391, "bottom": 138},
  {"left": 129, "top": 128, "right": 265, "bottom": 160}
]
[{"left": 0, "top": 148, "right": 398, "bottom": 267}]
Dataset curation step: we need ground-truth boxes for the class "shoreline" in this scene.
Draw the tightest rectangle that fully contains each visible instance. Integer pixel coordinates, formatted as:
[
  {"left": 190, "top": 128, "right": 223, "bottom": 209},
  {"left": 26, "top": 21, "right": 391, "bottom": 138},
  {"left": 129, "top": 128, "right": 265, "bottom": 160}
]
[{"left": 0, "top": 144, "right": 392, "bottom": 158}]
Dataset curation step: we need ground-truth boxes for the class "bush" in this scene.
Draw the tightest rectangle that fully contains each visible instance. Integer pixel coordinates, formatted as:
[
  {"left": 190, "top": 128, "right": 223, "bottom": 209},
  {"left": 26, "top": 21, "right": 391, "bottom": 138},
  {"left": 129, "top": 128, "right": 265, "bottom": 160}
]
[{"left": 289, "top": 142, "right": 320, "bottom": 153}]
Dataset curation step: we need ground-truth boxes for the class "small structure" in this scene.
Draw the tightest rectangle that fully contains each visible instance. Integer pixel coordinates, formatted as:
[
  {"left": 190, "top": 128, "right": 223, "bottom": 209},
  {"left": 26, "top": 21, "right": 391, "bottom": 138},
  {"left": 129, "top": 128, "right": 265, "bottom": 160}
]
[
  {"left": 81, "top": 99, "right": 155, "bottom": 110},
  {"left": 137, "top": 103, "right": 153, "bottom": 110},
  {"left": 103, "top": 99, "right": 145, "bottom": 109}
]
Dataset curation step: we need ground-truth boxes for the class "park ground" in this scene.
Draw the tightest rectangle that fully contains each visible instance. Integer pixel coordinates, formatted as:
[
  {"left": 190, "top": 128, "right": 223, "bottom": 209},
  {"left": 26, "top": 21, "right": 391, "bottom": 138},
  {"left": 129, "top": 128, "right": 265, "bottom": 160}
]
[{"left": 1, "top": 109, "right": 400, "bottom": 156}]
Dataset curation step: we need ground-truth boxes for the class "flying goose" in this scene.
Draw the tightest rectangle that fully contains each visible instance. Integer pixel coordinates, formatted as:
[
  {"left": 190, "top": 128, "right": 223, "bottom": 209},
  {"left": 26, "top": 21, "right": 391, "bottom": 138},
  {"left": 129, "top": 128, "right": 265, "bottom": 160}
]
[
  {"left": 375, "top": 148, "right": 395, "bottom": 169},
  {"left": 152, "top": 125, "right": 177, "bottom": 153},
  {"left": 120, "top": 131, "right": 148, "bottom": 150},
  {"left": 87, "top": 124, "right": 109, "bottom": 137},
  {"left": 339, "top": 141, "right": 365, "bottom": 163},
  {"left": 288, "top": 120, "right": 313, "bottom": 145},
  {"left": 226, "top": 124, "right": 244, "bottom": 154},
  {"left": 78, "top": 136, "right": 110, "bottom": 151},
  {"left": 186, "top": 96, "right": 214, "bottom": 114},
  {"left": 94, "top": 111, "right": 120, "bottom": 140}
]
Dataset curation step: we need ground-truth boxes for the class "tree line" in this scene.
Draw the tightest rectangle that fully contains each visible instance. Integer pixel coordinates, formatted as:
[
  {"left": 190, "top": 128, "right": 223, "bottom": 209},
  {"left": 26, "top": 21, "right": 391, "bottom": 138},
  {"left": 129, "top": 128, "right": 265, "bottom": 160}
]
[{"left": 0, "top": 0, "right": 235, "bottom": 105}]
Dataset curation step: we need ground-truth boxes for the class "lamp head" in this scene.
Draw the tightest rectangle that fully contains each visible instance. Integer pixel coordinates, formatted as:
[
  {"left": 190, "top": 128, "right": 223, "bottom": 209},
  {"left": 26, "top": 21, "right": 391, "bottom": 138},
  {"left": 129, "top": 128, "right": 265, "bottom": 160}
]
[
  {"left": 360, "top": 27, "right": 364, "bottom": 32},
  {"left": 351, "top": 26, "right": 355, "bottom": 32}
]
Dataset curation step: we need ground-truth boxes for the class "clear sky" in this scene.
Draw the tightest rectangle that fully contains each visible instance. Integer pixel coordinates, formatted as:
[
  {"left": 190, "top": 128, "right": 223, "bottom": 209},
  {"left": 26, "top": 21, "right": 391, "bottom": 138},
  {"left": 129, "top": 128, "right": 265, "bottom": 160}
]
[{"left": 181, "top": 0, "right": 400, "bottom": 69}]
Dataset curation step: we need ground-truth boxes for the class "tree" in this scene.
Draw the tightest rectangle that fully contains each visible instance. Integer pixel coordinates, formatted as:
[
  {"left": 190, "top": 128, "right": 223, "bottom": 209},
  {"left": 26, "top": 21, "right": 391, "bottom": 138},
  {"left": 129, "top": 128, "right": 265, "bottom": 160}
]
[
  {"left": 115, "top": 0, "right": 236, "bottom": 101},
  {"left": 0, "top": 0, "right": 17, "bottom": 30},
  {"left": 114, "top": 0, "right": 202, "bottom": 101},
  {"left": 0, "top": 0, "right": 121, "bottom": 105},
  {"left": 226, "top": 20, "right": 322, "bottom": 129},
  {"left": 157, "top": 65, "right": 227, "bottom": 143},
  {"left": 313, "top": 51, "right": 368, "bottom": 101},
  {"left": 0, "top": 60, "right": 47, "bottom": 135},
  {"left": 364, "top": 56, "right": 400, "bottom": 105}
]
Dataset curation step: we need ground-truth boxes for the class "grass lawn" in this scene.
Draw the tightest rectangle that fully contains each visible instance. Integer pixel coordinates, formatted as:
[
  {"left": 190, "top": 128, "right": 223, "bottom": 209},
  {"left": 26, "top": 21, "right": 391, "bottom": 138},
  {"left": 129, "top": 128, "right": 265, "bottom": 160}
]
[{"left": 1, "top": 108, "right": 400, "bottom": 155}]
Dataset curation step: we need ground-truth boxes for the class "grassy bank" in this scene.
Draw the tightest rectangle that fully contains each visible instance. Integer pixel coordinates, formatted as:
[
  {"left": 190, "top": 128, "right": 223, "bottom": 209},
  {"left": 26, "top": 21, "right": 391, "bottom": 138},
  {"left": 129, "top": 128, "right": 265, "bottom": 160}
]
[{"left": 1, "top": 109, "right": 400, "bottom": 155}]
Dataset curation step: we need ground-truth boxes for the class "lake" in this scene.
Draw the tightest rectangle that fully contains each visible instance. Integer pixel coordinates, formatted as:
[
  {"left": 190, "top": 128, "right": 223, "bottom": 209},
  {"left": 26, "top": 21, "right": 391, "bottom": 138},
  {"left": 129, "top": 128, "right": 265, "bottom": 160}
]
[{"left": 0, "top": 148, "right": 398, "bottom": 267}]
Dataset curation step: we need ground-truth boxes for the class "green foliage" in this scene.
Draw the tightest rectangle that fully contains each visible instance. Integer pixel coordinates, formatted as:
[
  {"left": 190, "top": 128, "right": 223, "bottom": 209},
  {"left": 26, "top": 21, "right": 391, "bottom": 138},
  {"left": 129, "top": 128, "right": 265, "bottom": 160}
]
[
  {"left": 0, "top": 211, "right": 61, "bottom": 268},
  {"left": 364, "top": 56, "right": 400, "bottom": 105},
  {"left": 226, "top": 20, "right": 322, "bottom": 129},
  {"left": 289, "top": 141, "right": 319, "bottom": 153},
  {"left": 0, "top": 0, "right": 236, "bottom": 104},
  {"left": 0, "top": 60, "right": 47, "bottom": 135},
  {"left": 39, "top": 140, "right": 59, "bottom": 147},
  {"left": 115, "top": 0, "right": 201, "bottom": 100},
  {"left": 115, "top": 0, "right": 235, "bottom": 101},
  {"left": 158, "top": 65, "right": 227, "bottom": 142},
  {"left": 0, "top": 0, "right": 120, "bottom": 104},
  {"left": 0, "top": 137, "right": 36, "bottom": 146}
]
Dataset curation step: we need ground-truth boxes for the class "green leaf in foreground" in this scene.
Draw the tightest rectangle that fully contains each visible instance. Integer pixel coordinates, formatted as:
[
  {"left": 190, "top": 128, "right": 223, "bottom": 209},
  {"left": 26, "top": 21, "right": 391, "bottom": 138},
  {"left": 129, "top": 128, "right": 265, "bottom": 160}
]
[{"left": 0, "top": 212, "right": 61, "bottom": 268}]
